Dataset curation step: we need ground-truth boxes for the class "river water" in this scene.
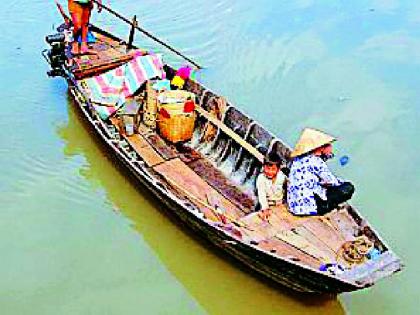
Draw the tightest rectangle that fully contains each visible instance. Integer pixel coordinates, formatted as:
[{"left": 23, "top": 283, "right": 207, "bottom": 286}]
[{"left": 0, "top": 0, "right": 419, "bottom": 314}]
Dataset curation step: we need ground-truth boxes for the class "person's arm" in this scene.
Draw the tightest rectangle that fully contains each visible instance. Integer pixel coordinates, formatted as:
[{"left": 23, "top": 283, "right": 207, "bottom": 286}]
[
  {"left": 316, "top": 158, "right": 342, "bottom": 186},
  {"left": 256, "top": 175, "right": 269, "bottom": 210}
]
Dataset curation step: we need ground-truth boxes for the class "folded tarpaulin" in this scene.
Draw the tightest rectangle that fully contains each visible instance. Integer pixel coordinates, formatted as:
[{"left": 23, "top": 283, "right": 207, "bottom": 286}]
[
  {"left": 92, "top": 104, "right": 122, "bottom": 120},
  {"left": 80, "top": 52, "right": 165, "bottom": 105}
]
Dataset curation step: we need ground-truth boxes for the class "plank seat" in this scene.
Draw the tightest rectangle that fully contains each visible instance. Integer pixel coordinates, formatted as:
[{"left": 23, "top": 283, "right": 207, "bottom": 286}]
[
  {"left": 126, "top": 134, "right": 165, "bottom": 167},
  {"left": 239, "top": 205, "right": 350, "bottom": 266},
  {"left": 108, "top": 118, "right": 165, "bottom": 167}
]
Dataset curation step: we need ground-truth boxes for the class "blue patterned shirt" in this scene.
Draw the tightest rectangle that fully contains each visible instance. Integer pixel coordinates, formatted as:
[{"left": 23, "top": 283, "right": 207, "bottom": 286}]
[{"left": 287, "top": 154, "right": 342, "bottom": 215}]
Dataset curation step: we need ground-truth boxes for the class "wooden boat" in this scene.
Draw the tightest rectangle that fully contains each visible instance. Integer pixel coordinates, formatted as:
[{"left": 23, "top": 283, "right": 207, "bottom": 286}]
[{"left": 42, "top": 16, "right": 402, "bottom": 294}]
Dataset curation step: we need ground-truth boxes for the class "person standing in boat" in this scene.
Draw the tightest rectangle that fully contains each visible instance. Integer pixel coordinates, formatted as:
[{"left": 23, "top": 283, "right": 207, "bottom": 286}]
[
  {"left": 287, "top": 128, "right": 355, "bottom": 216},
  {"left": 256, "top": 153, "right": 286, "bottom": 221},
  {"left": 68, "top": 0, "right": 102, "bottom": 54}
]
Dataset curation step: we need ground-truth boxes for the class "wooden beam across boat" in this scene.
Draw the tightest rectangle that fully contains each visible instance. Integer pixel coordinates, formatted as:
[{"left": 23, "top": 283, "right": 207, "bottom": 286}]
[{"left": 195, "top": 105, "right": 264, "bottom": 162}]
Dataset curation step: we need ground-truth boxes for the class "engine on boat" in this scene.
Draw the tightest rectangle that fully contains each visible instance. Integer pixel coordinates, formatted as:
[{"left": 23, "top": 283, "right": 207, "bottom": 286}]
[{"left": 43, "top": 33, "right": 66, "bottom": 77}]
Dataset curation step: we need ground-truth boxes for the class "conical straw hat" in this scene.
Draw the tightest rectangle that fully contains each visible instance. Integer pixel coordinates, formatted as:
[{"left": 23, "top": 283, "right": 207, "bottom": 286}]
[{"left": 290, "top": 128, "right": 336, "bottom": 158}]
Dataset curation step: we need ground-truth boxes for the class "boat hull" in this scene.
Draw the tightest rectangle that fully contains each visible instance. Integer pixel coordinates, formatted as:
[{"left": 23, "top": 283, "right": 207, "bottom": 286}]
[
  {"left": 66, "top": 79, "right": 360, "bottom": 294},
  {"left": 42, "top": 22, "right": 402, "bottom": 294}
]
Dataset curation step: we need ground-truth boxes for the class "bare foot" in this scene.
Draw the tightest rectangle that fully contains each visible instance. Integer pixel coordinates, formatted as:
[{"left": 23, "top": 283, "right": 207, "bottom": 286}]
[
  {"left": 80, "top": 43, "right": 98, "bottom": 55},
  {"left": 71, "top": 42, "right": 80, "bottom": 55}
]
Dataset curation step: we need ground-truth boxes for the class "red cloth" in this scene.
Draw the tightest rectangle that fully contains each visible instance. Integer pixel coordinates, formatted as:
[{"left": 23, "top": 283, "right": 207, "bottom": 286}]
[
  {"left": 183, "top": 100, "right": 195, "bottom": 113},
  {"left": 159, "top": 108, "right": 171, "bottom": 118}
]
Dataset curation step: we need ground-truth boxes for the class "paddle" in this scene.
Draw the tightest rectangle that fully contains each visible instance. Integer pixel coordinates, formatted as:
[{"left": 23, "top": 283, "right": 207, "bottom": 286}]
[{"left": 90, "top": 0, "right": 202, "bottom": 69}]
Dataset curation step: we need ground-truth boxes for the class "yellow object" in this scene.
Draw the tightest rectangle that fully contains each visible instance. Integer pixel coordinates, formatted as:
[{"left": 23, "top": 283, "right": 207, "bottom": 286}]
[
  {"left": 290, "top": 128, "right": 336, "bottom": 158},
  {"left": 171, "top": 75, "right": 185, "bottom": 89}
]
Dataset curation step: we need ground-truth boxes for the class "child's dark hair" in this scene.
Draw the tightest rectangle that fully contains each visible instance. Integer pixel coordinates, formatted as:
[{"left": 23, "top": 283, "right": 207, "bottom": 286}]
[{"left": 263, "top": 152, "right": 282, "bottom": 166}]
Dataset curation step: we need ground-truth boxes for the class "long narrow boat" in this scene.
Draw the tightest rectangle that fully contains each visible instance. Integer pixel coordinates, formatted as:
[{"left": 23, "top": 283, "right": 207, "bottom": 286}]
[{"left": 42, "top": 15, "right": 402, "bottom": 293}]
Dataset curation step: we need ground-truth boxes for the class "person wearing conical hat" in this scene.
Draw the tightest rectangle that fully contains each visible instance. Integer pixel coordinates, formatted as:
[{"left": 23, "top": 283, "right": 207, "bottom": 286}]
[{"left": 286, "top": 128, "right": 355, "bottom": 216}]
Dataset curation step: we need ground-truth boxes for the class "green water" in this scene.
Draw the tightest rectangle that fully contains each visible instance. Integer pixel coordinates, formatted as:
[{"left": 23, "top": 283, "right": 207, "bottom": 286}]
[{"left": 0, "top": 1, "right": 418, "bottom": 314}]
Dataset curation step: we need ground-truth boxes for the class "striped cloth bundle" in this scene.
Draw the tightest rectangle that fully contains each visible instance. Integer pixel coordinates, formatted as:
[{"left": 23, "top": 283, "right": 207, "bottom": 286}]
[
  {"left": 81, "top": 52, "right": 165, "bottom": 106},
  {"left": 92, "top": 104, "right": 122, "bottom": 120}
]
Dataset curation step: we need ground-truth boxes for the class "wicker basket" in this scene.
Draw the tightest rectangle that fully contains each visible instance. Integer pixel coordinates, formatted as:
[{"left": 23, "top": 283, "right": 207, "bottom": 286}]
[{"left": 158, "top": 111, "right": 196, "bottom": 143}]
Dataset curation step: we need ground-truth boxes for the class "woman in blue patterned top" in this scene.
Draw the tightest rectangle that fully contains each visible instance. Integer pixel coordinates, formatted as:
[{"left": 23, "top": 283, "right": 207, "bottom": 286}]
[{"left": 287, "top": 128, "right": 354, "bottom": 216}]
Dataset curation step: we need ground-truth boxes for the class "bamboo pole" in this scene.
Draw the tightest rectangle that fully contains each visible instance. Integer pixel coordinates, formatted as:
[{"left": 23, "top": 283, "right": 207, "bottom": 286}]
[{"left": 91, "top": 0, "right": 202, "bottom": 69}]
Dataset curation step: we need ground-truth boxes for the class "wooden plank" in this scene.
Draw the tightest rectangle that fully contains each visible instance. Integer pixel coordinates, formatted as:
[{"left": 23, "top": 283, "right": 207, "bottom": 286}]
[
  {"left": 144, "top": 133, "right": 178, "bottom": 160},
  {"left": 153, "top": 158, "right": 244, "bottom": 219},
  {"left": 126, "top": 135, "right": 165, "bottom": 166},
  {"left": 327, "top": 210, "right": 359, "bottom": 241},
  {"left": 259, "top": 238, "right": 321, "bottom": 269},
  {"left": 72, "top": 32, "right": 136, "bottom": 79},
  {"left": 126, "top": 134, "right": 149, "bottom": 148},
  {"left": 237, "top": 205, "right": 304, "bottom": 242},
  {"left": 108, "top": 118, "right": 165, "bottom": 166},
  {"left": 270, "top": 204, "right": 308, "bottom": 225},
  {"left": 304, "top": 219, "right": 345, "bottom": 253},
  {"left": 136, "top": 123, "right": 154, "bottom": 136},
  {"left": 238, "top": 213, "right": 278, "bottom": 242},
  {"left": 276, "top": 230, "right": 331, "bottom": 262},
  {"left": 293, "top": 226, "right": 337, "bottom": 263},
  {"left": 195, "top": 105, "right": 264, "bottom": 162}
]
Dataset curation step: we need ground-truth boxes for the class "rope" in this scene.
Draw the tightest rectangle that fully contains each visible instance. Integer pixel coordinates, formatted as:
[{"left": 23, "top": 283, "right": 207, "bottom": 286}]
[{"left": 337, "top": 235, "right": 374, "bottom": 265}]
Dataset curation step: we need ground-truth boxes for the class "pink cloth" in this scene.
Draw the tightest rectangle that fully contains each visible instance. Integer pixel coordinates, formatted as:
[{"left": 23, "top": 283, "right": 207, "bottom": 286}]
[{"left": 176, "top": 66, "right": 192, "bottom": 80}]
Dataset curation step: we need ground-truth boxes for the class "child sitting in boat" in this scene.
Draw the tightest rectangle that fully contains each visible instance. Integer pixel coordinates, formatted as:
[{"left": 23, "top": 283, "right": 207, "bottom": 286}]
[
  {"left": 256, "top": 153, "right": 286, "bottom": 221},
  {"left": 287, "top": 128, "right": 355, "bottom": 216}
]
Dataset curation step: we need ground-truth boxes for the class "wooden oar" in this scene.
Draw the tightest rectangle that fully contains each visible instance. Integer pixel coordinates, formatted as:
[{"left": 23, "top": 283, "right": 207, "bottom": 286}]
[{"left": 90, "top": 0, "right": 202, "bottom": 69}]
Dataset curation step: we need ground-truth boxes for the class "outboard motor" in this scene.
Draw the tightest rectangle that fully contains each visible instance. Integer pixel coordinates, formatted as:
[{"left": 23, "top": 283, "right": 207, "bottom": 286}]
[{"left": 43, "top": 33, "right": 66, "bottom": 77}]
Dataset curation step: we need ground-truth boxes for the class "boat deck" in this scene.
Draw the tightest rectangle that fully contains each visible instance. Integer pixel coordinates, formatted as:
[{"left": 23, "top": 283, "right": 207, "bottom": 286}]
[
  {"left": 71, "top": 31, "right": 137, "bottom": 79},
  {"left": 108, "top": 116, "right": 364, "bottom": 272}
]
